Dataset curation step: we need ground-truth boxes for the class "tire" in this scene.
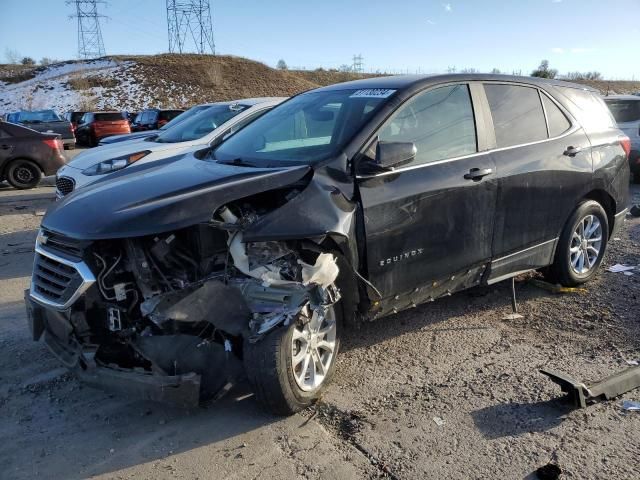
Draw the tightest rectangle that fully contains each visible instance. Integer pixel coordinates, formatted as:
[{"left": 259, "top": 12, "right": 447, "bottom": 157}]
[
  {"left": 6, "top": 159, "right": 42, "bottom": 190},
  {"left": 244, "top": 302, "right": 342, "bottom": 415},
  {"left": 545, "top": 200, "right": 609, "bottom": 287}
]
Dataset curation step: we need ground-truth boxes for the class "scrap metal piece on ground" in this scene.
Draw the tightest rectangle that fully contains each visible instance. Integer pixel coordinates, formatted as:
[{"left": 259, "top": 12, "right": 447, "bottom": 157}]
[
  {"left": 541, "top": 366, "right": 640, "bottom": 408},
  {"left": 622, "top": 400, "right": 640, "bottom": 411},
  {"left": 529, "top": 278, "right": 586, "bottom": 294}
]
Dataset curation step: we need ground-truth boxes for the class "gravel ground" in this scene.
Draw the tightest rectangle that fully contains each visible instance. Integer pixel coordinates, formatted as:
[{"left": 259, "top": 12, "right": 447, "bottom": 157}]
[{"left": 1, "top": 168, "right": 639, "bottom": 479}]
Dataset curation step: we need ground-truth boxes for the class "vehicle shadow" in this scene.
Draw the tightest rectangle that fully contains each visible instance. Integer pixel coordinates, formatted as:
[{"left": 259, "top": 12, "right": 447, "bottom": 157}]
[
  {"left": 471, "top": 398, "right": 573, "bottom": 439},
  {"left": 0, "top": 229, "right": 38, "bottom": 281}
]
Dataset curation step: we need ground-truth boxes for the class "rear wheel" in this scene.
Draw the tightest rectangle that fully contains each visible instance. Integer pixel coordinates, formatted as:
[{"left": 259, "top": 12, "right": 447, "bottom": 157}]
[
  {"left": 6, "top": 159, "right": 42, "bottom": 189},
  {"left": 545, "top": 200, "right": 608, "bottom": 286},
  {"left": 244, "top": 303, "right": 341, "bottom": 415}
]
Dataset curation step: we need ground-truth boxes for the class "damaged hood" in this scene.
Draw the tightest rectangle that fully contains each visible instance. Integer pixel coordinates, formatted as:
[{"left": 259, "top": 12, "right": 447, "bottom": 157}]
[{"left": 42, "top": 156, "right": 311, "bottom": 240}]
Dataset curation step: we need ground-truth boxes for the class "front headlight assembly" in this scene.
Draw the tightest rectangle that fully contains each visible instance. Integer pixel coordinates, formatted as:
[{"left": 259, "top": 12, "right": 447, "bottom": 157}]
[{"left": 82, "top": 151, "right": 150, "bottom": 176}]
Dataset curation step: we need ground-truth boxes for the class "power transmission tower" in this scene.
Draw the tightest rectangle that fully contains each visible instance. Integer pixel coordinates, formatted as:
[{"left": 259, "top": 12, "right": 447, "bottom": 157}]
[
  {"left": 67, "top": 0, "right": 107, "bottom": 59},
  {"left": 352, "top": 54, "right": 364, "bottom": 73},
  {"left": 166, "top": 0, "right": 216, "bottom": 54}
]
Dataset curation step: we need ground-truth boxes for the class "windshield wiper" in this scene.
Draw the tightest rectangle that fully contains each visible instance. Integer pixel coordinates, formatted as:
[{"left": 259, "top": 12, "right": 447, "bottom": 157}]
[{"left": 219, "top": 157, "right": 257, "bottom": 167}]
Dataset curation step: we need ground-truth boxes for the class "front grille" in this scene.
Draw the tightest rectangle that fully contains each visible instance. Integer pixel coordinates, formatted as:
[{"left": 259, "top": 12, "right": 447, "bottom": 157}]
[
  {"left": 40, "top": 229, "right": 85, "bottom": 258},
  {"left": 56, "top": 176, "right": 74, "bottom": 196},
  {"left": 30, "top": 246, "right": 95, "bottom": 310}
]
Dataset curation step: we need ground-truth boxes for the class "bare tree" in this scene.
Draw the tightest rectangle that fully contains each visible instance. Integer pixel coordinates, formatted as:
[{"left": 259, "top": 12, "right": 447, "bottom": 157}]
[
  {"left": 4, "top": 48, "right": 21, "bottom": 64},
  {"left": 276, "top": 59, "right": 288, "bottom": 70}
]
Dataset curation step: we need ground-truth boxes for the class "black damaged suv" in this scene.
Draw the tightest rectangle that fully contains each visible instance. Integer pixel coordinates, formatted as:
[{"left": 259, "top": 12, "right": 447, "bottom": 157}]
[{"left": 26, "top": 75, "right": 630, "bottom": 414}]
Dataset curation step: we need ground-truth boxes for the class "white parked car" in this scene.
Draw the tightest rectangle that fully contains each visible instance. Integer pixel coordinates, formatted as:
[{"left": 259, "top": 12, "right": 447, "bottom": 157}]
[
  {"left": 604, "top": 95, "right": 640, "bottom": 182},
  {"left": 55, "top": 97, "right": 286, "bottom": 197}
]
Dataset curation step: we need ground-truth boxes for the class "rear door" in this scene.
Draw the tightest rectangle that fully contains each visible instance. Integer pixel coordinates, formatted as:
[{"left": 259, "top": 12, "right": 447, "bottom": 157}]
[
  {"left": 482, "top": 82, "right": 593, "bottom": 282},
  {"left": 357, "top": 83, "right": 497, "bottom": 299}
]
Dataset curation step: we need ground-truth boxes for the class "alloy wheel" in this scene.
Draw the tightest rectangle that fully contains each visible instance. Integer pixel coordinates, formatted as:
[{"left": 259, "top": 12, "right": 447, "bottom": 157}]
[
  {"left": 569, "top": 214, "right": 602, "bottom": 274},
  {"left": 291, "top": 306, "right": 337, "bottom": 392}
]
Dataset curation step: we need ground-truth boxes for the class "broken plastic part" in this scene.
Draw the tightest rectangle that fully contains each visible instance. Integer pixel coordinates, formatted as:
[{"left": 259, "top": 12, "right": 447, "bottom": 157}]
[
  {"left": 300, "top": 253, "right": 340, "bottom": 288},
  {"left": 541, "top": 366, "right": 640, "bottom": 408}
]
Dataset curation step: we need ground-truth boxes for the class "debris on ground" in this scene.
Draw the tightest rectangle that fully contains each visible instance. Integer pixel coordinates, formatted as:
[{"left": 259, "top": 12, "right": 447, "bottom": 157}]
[
  {"left": 536, "top": 463, "right": 562, "bottom": 480},
  {"left": 502, "top": 312, "right": 524, "bottom": 320},
  {"left": 541, "top": 366, "right": 640, "bottom": 408},
  {"left": 529, "top": 278, "right": 586, "bottom": 294},
  {"left": 432, "top": 416, "right": 445, "bottom": 426},
  {"left": 606, "top": 264, "right": 636, "bottom": 273},
  {"left": 621, "top": 400, "right": 640, "bottom": 411}
]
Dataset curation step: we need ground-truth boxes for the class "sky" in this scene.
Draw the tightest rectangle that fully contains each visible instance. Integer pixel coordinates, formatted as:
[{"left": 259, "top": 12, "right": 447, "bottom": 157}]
[{"left": 0, "top": 0, "right": 639, "bottom": 79}]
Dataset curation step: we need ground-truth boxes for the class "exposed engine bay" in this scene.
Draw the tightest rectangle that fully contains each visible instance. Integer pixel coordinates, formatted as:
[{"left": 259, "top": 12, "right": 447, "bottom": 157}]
[{"left": 37, "top": 200, "right": 341, "bottom": 405}]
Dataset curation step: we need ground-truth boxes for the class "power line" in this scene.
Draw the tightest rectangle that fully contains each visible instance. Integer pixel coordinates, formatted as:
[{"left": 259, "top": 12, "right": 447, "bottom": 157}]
[
  {"left": 166, "top": 0, "right": 215, "bottom": 54},
  {"left": 67, "top": 0, "right": 107, "bottom": 59}
]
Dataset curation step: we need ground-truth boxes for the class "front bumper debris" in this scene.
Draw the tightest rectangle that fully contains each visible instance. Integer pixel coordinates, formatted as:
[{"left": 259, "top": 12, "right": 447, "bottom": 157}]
[{"left": 541, "top": 366, "right": 640, "bottom": 408}]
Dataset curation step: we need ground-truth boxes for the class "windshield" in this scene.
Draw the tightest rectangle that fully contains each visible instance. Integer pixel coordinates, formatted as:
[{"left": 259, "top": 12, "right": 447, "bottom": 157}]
[
  {"left": 605, "top": 99, "right": 640, "bottom": 124},
  {"left": 213, "top": 89, "right": 393, "bottom": 164},
  {"left": 155, "top": 104, "right": 248, "bottom": 143},
  {"left": 19, "top": 110, "right": 62, "bottom": 123},
  {"left": 159, "top": 104, "right": 212, "bottom": 131}
]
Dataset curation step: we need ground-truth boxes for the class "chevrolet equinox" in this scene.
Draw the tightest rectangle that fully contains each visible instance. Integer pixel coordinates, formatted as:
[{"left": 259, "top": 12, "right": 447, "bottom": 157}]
[{"left": 25, "top": 74, "right": 630, "bottom": 414}]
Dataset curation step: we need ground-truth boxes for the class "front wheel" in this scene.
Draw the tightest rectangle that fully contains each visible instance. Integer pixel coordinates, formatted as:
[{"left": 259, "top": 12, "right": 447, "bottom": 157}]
[
  {"left": 244, "top": 303, "right": 341, "bottom": 415},
  {"left": 545, "top": 200, "right": 609, "bottom": 286},
  {"left": 6, "top": 159, "right": 42, "bottom": 189}
]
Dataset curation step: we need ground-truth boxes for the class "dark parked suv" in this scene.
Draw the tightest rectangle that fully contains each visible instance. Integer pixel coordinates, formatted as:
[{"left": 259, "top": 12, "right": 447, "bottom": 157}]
[
  {"left": 25, "top": 75, "right": 629, "bottom": 415},
  {"left": 131, "top": 109, "right": 184, "bottom": 131}
]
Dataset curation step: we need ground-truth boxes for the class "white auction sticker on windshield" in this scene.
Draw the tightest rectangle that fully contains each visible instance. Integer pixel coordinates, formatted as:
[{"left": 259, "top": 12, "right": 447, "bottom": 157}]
[{"left": 350, "top": 89, "right": 396, "bottom": 98}]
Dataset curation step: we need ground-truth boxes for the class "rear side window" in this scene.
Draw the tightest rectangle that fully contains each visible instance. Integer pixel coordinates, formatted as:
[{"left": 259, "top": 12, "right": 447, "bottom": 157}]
[
  {"left": 378, "top": 84, "right": 477, "bottom": 165},
  {"left": 94, "top": 113, "right": 125, "bottom": 122},
  {"left": 555, "top": 87, "right": 615, "bottom": 131},
  {"left": 541, "top": 94, "right": 571, "bottom": 137},
  {"left": 485, "top": 84, "right": 547, "bottom": 148},
  {"left": 605, "top": 99, "right": 640, "bottom": 124}
]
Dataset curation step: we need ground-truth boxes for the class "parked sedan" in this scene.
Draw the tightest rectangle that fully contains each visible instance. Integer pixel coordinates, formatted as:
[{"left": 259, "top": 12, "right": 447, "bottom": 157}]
[
  {"left": 75, "top": 112, "right": 131, "bottom": 147},
  {"left": 604, "top": 95, "right": 640, "bottom": 182},
  {"left": 28, "top": 75, "right": 629, "bottom": 415},
  {"left": 55, "top": 97, "right": 285, "bottom": 197},
  {"left": 6, "top": 110, "right": 75, "bottom": 149},
  {"left": 0, "top": 121, "right": 66, "bottom": 189},
  {"left": 131, "top": 109, "right": 184, "bottom": 132},
  {"left": 98, "top": 104, "right": 215, "bottom": 146}
]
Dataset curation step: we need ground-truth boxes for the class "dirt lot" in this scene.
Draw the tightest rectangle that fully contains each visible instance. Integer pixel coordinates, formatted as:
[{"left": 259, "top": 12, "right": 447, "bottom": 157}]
[{"left": 1, "top": 163, "right": 639, "bottom": 479}]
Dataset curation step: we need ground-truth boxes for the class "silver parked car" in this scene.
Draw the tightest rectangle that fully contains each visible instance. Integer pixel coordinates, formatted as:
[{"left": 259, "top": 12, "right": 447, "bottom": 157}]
[{"left": 604, "top": 95, "right": 640, "bottom": 182}]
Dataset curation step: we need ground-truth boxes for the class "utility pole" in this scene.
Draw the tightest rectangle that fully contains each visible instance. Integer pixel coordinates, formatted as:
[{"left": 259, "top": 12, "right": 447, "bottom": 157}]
[
  {"left": 352, "top": 54, "right": 364, "bottom": 74},
  {"left": 67, "top": 0, "right": 107, "bottom": 59},
  {"left": 166, "top": 0, "right": 215, "bottom": 54}
]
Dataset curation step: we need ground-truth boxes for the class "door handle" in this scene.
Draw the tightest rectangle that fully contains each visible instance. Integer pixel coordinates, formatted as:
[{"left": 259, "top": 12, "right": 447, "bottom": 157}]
[
  {"left": 563, "top": 146, "right": 582, "bottom": 157},
  {"left": 464, "top": 167, "right": 493, "bottom": 181}
]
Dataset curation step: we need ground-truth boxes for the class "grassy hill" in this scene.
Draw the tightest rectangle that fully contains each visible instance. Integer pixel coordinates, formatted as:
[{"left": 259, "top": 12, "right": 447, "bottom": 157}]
[{"left": 0, "top": 54, "right": 637, "bottom": 114}]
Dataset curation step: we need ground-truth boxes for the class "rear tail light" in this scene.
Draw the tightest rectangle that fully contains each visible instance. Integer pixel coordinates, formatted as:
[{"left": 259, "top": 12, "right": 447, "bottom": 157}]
[
  {"left": 620, "top": 136, "right": 631, "bottom": 158},
  {"left": 43, "top": 138, "right": 62, "bottom": 151}
]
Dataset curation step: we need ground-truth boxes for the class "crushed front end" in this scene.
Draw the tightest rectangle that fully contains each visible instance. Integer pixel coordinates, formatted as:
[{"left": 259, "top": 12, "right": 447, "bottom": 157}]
[{"left": 26, "top": 205, "right": 340, "bottom": 407}]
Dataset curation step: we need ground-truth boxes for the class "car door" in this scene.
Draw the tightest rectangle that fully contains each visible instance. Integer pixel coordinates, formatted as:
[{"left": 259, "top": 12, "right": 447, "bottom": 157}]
[
  {"left": 481, "top": 83, "right": 593, "bottom": 282},
  {"left": 0, "top": 127, "right": 15, "bottom": 169},
  {"left": 357, "top": 83, "right": 497, "bottom": 300}
]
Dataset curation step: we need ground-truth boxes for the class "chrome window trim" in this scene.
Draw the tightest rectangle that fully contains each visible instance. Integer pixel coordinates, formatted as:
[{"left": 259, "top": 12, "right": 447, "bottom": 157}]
[
  {"left": 491, "top": 238, "right": 558, "bottom": 263},
  {"left": 356, "top": 81, "right": 581, "bottom": 180},
  {"left": 30, "top": 243, "right": 96, "bottom": 311}
]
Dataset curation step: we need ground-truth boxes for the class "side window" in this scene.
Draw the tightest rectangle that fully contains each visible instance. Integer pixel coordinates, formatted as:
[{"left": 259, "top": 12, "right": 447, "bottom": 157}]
[
  {"left": 485, "top": 84, "right": 547, "bottom": 148},
  {"left": 541, "top": 94, "right": 571, "bottom": 137},
  {"left": 378, "top": 84, "right": 477, "bottom": 165}
]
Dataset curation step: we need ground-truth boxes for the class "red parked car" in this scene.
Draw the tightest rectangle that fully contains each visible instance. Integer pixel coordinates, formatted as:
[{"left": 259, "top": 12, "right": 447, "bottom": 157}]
[{"left": 75, "top": 112, "right": 131, "bottom": 147}]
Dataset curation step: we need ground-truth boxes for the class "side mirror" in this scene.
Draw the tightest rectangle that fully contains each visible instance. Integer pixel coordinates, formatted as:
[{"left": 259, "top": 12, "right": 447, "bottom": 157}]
[{"left": 375, "top": 141, "right": 416, "bottom": 169}]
